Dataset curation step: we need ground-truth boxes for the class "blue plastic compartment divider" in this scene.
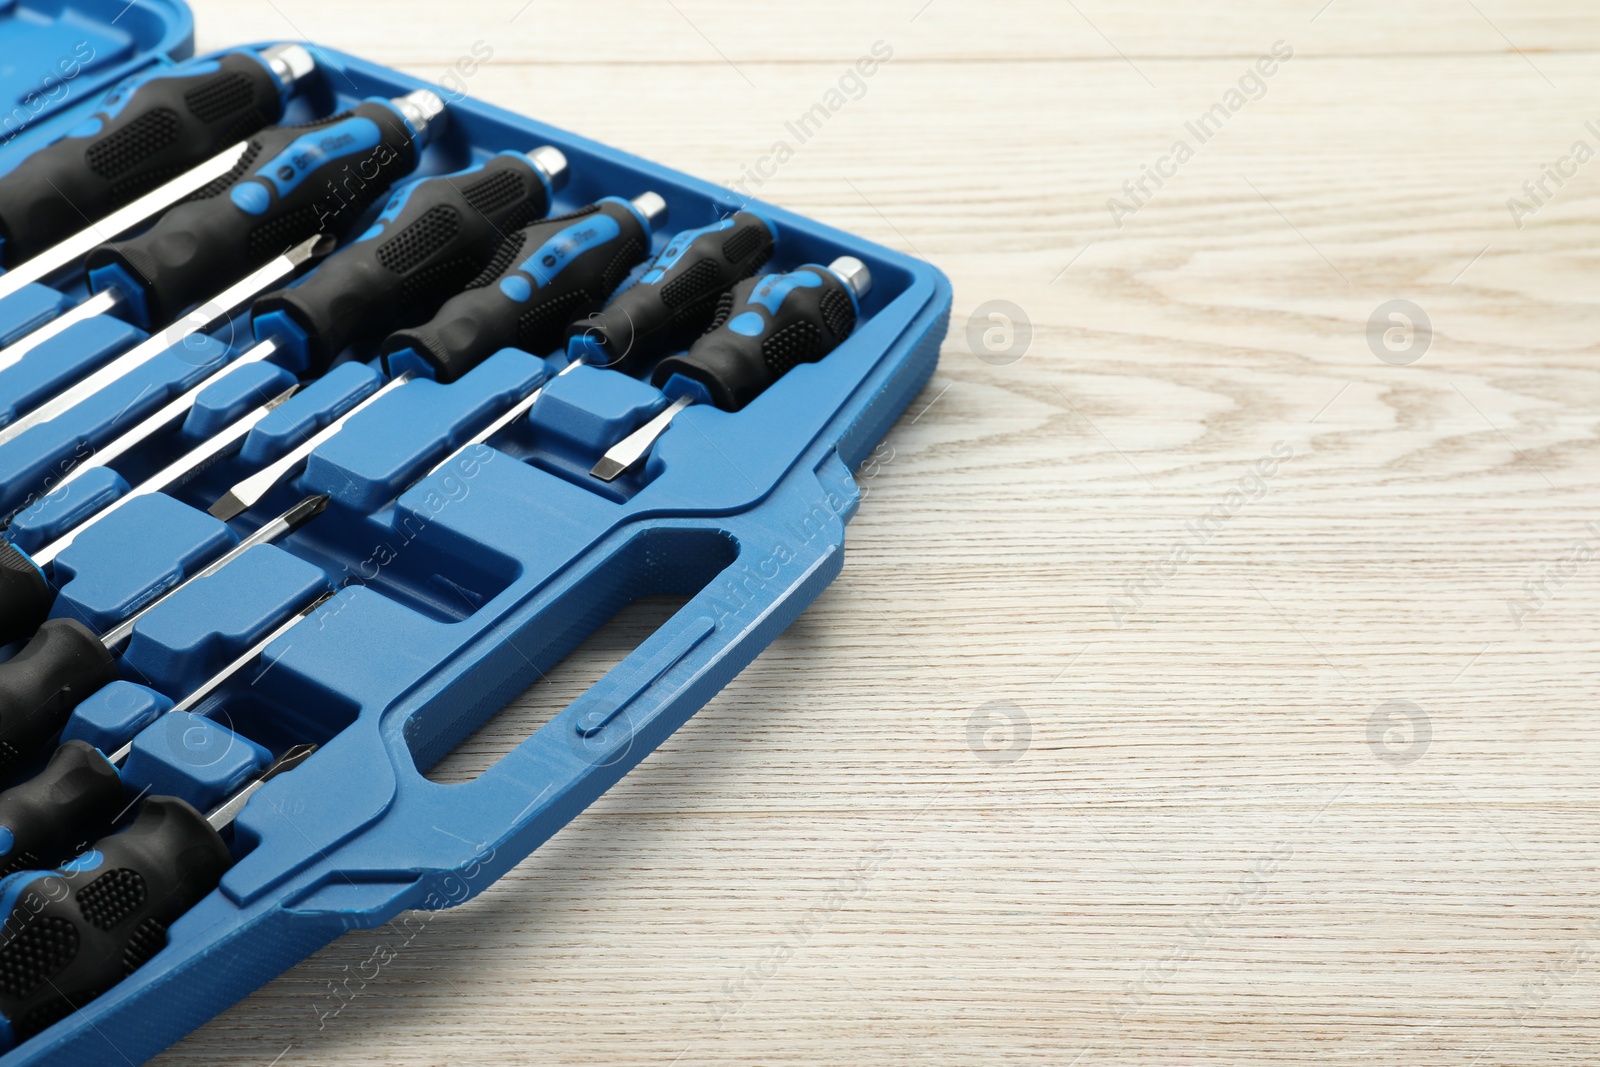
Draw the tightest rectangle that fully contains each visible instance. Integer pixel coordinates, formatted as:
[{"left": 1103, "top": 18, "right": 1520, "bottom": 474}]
[{"left": 0, "top": 18, "right": 950, "bottom": 1066}]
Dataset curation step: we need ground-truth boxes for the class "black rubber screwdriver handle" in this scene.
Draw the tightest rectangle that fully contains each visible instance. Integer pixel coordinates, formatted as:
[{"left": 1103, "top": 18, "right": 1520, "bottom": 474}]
[
  {"left": 382, "top": 196, "right": 658, "bottom": 383},
  {"left": 252, "top": 148, "right": 565, "bottom": 373},
  {"left": 0, "top": 796, "right": 232, "bottom": 1048},
  {"left": 652, "top": 264, "right": 862, "bottom": 411},
  {"left": 0, "top": 540, "right": 52, "bottom": 649},
  {"left": 0, "top": 620, "right": 119, "bottom": 783},
  {"left": 0, "top": 741, "right": 123, "bottom": 878},
  {"left": 0, "top": 50, "right": 291, "bottom": 265},
  {"left": 85, "top": 96, "right": 433, "bottom": 328},
  {"left": 567, "top": 210, "right": 775, "bottom": 372}
]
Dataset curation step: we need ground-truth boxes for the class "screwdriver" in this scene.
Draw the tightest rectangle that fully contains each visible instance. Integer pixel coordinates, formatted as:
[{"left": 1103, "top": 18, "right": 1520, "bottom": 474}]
[
  {"left": 0, "top": 595, "right": 328, "bottom": 877},
  {"left": 381, "top": 191, "right": 669, "bottom": 382},
  {"left": 0, "top": 233, "right": 331, "bottom": 448},
  {"left": 0, "top": 88, "right": 447, "bottom": 373},
  {"left": 565, "top": 210, "right": 775, "bottom": 372},
  {"left": 0, "top": 743, "right": 319, "bottom": 1050},
  {"left": 0, "top": 43, "right": 317, "bottom": 290},
  {"left": 0, "top": 494, "right": 327, "bottom": 783},
  {"left": 591, "top": 256, "right": 871, "bottom": 481},
  {"left": 252, "top": 145, "right": 570, "bottom": 374},
  {"left": 0, "top": 386, "right": 300, "bottom": 647},
  {"left": 15, "top": 146, "right": 571, "bottom": 508}
]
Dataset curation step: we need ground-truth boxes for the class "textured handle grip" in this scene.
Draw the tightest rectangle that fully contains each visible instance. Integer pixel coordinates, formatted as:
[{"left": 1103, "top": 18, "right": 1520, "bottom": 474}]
[
  {"left": 0, "top": 796, "right": 231, "bottom": 1048},
  {"left": 382, "top": 198, "right": 651, "bottom": 382},
  {"left": 568, "top": 211, "right": 774, "bottom": 371},
  {"left": 252, "top": 152, "right": 554, "bottom": 372},
  {"left": 0, "top": 541, "right": 51, "bottom": 649},
  {"left": 0, "top": 621, "right": 119, "bottom": 783},
  {"left": 652, "top": 265, "right": 859, "bottom": 411},
  {"left": 0, "top": 742, "right": 123, "bottom": 878},
  {"left": 85, "top": 99, "right": 423, "bottom": 327},
  {"left": 0, "top": 51, "right": 286, "bottom": 266}
]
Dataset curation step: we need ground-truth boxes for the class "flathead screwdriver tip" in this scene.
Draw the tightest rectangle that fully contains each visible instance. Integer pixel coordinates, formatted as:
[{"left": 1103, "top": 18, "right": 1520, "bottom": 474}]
[
  {"left": 208, "top": 492, "right": 248, "bottom": 523},
  {"left": 588, "top": 455, "right": 630, "bottom": 483}
]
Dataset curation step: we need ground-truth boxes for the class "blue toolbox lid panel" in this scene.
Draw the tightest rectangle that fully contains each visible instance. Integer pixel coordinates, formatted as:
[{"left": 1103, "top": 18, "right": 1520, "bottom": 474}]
[
  {"left": 0, "top": 30, "right": 951, "bottom": 1066},
  {"left": 0, "top": 0, "right": 194, "bottom": 169}
]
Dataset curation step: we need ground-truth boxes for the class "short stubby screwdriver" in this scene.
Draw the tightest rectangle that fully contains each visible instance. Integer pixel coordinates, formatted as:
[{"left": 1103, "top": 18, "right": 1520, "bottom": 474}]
[
  {"left": 0, "top": 743, "right": 318, "bottom": 1050},
  {"left": 0, "top": 89, "right": 446, "bottom": 375},
  {"left": 0, "top": 495, "right": 327, "bottom": 785},
  {"left": 381, "top": 192, "right": 669, "bottom": 382},
  {"left": 0, "top": 595, "right": 328, "bottom": 876},
  {"left": 0, "top": 44, "right": 317, "bottom": 281},
  {"left": 565, "top": 210, "right": 775, "bottom": 372},
  {"left": 0, "top": 386, "right": 299, "bottom": 648},
  {"left": 591, "top": 256, "right": 872, "bottom": 481},
  {"left": 10, "top": 146, "right": 571, "bottom": 512}
]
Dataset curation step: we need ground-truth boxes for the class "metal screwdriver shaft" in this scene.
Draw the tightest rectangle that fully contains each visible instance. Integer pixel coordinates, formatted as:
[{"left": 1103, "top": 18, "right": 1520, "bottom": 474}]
[{"left": 0, "top": 235, "right": 332, "bottom": 447}]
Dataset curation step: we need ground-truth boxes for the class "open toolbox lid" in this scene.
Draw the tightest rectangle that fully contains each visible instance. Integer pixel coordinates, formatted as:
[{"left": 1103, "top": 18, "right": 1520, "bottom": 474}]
[
  {"left": 0, "top": 0, "right": 195, "bottom": 169},
  {"left": 0, "top": 5, "right": 952, "bottom": 1063}
]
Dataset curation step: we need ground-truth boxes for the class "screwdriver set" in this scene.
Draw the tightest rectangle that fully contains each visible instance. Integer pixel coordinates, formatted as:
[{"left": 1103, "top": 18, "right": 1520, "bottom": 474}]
[{"left": 0, "top": 2, "right": 949, "bottom": 1063}]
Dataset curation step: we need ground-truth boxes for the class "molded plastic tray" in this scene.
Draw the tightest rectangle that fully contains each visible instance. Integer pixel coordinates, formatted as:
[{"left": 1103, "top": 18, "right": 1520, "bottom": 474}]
[{"left": 0, "top": 13, "right": 949, "bottom": 1065}]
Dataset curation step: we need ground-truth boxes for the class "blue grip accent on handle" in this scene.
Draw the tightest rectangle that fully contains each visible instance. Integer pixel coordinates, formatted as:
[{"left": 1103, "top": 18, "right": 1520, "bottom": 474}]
[
  {"left": 516, "top": 212, "right": 622, "bottom": 288},
  {"left": 747, "top": 268, "right": 822, "bottom": 315},
  {"left": 229, "top": 183, "right": 271, "bottom": 216},
  {"left": 242, "top": 115, "right": 384, "bottom": 203},
  {"left": 639, "top": 218, "right": 734, "bottom": 285},
  {"left": 727, "top": 311, "right": 764, "bottom": 337}
]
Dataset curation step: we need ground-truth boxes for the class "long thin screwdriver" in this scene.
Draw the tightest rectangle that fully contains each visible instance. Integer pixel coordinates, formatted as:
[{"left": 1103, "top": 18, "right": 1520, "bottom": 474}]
[
  {"left": 0, "top": 496, "right": 328, "bottom": 784},
  {"left": 0, "top": 233, "right": 331, "bottom": 447},
  {"left": 0, "top": 44, "right": 317, "bottom": 284},
  {"left": 0, "top": 386, "right": 299, "bottom": 646},
  {"left": 0, "top": 88, "right": 445, "bottom": 372},
  {"left": 0, "top": 594, "right": 329, "bottom": 880}
]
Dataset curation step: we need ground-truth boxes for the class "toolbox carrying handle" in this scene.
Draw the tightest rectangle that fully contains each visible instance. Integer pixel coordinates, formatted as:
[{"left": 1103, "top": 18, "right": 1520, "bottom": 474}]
[
  {"left": 439, "top": 498, "right": 849, "bottom": 891},
  {"left": 260, "top": 473, "right": 861, "bottom": 918}
]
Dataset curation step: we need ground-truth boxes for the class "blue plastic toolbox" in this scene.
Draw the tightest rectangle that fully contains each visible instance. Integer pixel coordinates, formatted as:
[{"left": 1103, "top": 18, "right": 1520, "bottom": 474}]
[{"left": 0, "top": 1, "right": 950, "bottom": 1061}]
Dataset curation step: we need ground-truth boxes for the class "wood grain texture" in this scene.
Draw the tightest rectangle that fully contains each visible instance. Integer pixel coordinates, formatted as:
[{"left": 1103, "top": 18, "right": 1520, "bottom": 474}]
[{"left": 150, "top": 2, "right": 1600, "bottom": 1064}]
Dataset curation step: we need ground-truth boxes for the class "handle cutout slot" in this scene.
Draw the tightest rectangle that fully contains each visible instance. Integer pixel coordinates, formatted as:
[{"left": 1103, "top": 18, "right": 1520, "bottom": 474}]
[{"left": 404, "top": 525, "right": 739, "bottom": 782}]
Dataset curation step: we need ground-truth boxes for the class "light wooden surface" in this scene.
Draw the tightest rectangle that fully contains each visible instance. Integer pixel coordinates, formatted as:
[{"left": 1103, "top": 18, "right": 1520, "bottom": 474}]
[{"left": 153, "top": 2, "right": 1600, "bottom": 1064}]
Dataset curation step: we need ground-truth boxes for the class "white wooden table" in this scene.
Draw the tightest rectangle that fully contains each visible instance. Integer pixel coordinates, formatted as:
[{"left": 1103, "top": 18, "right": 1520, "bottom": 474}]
[{"left": 155, "top": 2, "right": 1600, "bottom": 1064}]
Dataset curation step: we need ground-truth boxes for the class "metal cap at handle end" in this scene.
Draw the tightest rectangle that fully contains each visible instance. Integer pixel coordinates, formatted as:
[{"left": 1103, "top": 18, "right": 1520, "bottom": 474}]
[
  {"left": 630, "top": 191, "right": 669, "bottom": 233},
  {"left": 827, "top": 256, "right": 873, "bottom": 301},
  {"left": 527, "top": 146, "right": 570, "bottom": 193},
  {"left": 394, "top": 90, "right": 449, "bottom": 149},
  {"left": 261, "top": 44, "right": 317, "bottom": 92}
]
